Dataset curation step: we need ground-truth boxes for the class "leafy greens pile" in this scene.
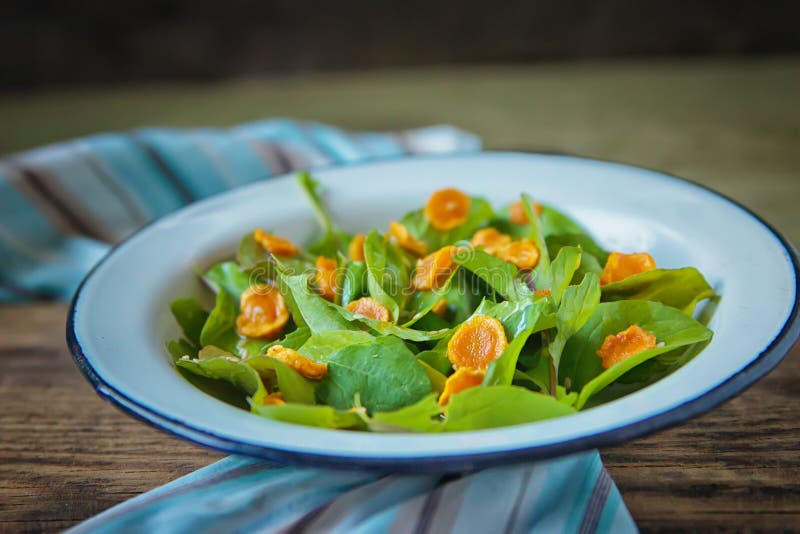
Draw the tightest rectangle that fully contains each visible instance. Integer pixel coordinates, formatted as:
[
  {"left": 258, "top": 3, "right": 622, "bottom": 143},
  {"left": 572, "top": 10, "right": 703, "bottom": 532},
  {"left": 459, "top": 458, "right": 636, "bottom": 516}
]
[{"left": 167, "top": 173, "right": 716, "bottom": 432}]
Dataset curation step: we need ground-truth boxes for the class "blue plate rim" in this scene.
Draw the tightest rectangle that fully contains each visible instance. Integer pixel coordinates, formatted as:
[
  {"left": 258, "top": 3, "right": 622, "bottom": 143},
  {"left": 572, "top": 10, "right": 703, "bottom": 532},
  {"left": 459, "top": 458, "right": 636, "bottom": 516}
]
[{"left": 65, "top": 150, "right": 800, "bottom": 472}]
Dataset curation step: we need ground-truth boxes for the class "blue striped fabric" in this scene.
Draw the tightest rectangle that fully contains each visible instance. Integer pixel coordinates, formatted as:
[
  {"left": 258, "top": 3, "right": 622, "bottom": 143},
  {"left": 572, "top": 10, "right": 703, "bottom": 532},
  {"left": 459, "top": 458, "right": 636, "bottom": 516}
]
[
  {"left": 0, "top": 120, "right": 479, "bottom": 301},
  {"left": 1, "top": 119, "right": 635, "bottom": 533},
  {"left": 67, "top": 453, "right": 634, "bottom": 534}
]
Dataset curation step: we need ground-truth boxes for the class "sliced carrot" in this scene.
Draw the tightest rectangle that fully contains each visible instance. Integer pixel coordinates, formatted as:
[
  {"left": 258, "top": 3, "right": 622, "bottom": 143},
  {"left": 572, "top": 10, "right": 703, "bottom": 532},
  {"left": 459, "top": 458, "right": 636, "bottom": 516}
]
[
  {"left": 424, "top": 188, "right": 472, "bottom": 230},
  {"left": 509, "top": 199, "right": 543, "bottom": 226},
  {"left": 438, "top": 368, "right": 486, "bottom": 406},
  {"left": 599, "top": 252, "right": 656, "bottom": 285},
  {"left": 348, "top": 233, "right": 366, "bottom": 262},
  {"left": 596, "top": 324, "right": 657, "bottom": 369},
  {"left": 253, "top": 228, "right": 298, "bottom": 257},
  {"left": 498, "top": 239, "right": 540, "bottom": 270},
  {"left": 413, "top": 245, "right": 458, "bottom": 290},
  {"left": 346, "top": 297, "right": 391, "bottom": 322},
  {"left": 315, "top": 256, "right": 338, "bottom": 301},
  {"left": 534, "top": 288, "right": 552, "bottom": 298},
  {"left": 266, "top": 345, "right": 329, "bottom": 379},
  {"left": 236, "top": 284, "right": 290, "bottom": 339},
  {"left": 388, "top": 221, "right": 428, "bottom": 257},
  {"left": 447, "top": 314, "right": 508, "bottom": 370},
  {"left": 470, "top": 227, "right": 512, "bottom": 255}
]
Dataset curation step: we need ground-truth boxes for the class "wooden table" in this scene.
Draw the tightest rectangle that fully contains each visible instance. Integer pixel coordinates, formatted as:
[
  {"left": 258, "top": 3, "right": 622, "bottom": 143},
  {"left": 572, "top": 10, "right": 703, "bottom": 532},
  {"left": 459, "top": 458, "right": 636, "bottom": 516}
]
[
  {"left": 1, "top": 57, "right": 799, "bottom": 531},
  {"left": 1, "top": 305, "right": 797, "bottom": 531}
]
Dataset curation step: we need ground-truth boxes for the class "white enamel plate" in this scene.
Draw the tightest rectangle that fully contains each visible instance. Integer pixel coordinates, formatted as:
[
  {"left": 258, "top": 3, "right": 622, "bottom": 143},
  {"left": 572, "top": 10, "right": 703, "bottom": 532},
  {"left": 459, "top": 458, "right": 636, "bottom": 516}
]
[{"left": 68, "top": 153, "right": 799, "bottom": 471}]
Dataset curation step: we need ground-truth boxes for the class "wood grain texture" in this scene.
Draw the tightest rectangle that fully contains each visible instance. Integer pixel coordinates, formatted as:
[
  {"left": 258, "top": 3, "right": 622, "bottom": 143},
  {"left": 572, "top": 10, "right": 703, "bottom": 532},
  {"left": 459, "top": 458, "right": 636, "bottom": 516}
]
[{"left": 1, "top": 303, "right": 798, "bottom": 532}]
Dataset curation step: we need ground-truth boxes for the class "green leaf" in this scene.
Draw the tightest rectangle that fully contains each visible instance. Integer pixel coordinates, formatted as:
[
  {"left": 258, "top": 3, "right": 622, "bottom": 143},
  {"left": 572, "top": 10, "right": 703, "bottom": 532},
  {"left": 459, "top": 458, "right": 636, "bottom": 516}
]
[
  {"left": 558, "top": 300, "right": 713, "bottom": 408},
  {"left": 368, "top": 394, "right": 444, "bottom": 433},
  {"left": 236, "top": 232, "right": 265, "bottom": 268},
  {"left": 340, "top": 261, "right": 368, "bottom": 307},
  {"left": 416, "top": 346, "right": 453, "bottom": 375},
  {"left": 548, "top": 272, "right": 601, "bottom": 371},
  {"left": 418, "top": 361, "right": 448, "bottom": 394},
  {"left": 521, "top": 194, "right": 552, "bottom": 291},
  {"left": 549, "top": 246, "right": 582, "bottom": 306},
  {"left": 296, "top": 172, "right": 350, "bottom": 258},
  {"left": 169, "top": 298, "right": 208, "bottom": 347},
  {"left": 197, "top": 345, "right": 232, "bottom": 360},
  {"left": 337, "top": 305, "right": 449, "bottom": 342},
  {"left": 199, "top": 290, "right": 240, "bottom": 353},
  {"left": 317, "top": 336, "right": 432, "bottom": 413},
  {"left": 298, "top": 329, "right": 375, "bottom": 361},
  {"left": 600, "top": 267, "right": 716, "bottom": 314},
  {"left": 203, "top": 261, "right": 253, "bottom": 299},
  {"left": 363, "top": 230, "right": 412, "bottom": 321},
  {"left": 177, "top": 354, "right": 266, "bottom": 403},
  {"left": 278, "top": 272, "right": 353, "bottom": 333},
  {"left": 250, "top": 401, "right": 365, "bottom": 430},
  {"left": 546, "top": 232, "right": 608, "bottom": 266},
  {"left": 400, "top": 196, "right": 494, "bottom": 250},
  {"left": 235, "top": 325, "right": 312, "bottom": 360},
  {"left": 166, "top": 338, "right": 197, "bottom": 361},
  {"left": 454, "top": 248, "right": 530, "bottom": 300},
  {"left": 483, "top": 328, "right": 535, "bottom": 386},
  {"left": 475, "top": 297, "right": 554, "bottom": 339},
  {"left": 401, "top": 267, "right": 459, "bottom": 327},
  {"left": 244, "top": 356, "right": 316, "bottom": 404},
  {"left": 444, "top": 385, "right": 576, "bottom": 431}
]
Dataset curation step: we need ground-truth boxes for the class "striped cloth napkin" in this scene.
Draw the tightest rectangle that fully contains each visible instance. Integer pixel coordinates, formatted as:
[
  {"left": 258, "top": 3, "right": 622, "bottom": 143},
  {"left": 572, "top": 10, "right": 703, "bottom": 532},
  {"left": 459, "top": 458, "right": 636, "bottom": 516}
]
[{"left": 0, "top": 120, "right": 635, "bottom": 533}]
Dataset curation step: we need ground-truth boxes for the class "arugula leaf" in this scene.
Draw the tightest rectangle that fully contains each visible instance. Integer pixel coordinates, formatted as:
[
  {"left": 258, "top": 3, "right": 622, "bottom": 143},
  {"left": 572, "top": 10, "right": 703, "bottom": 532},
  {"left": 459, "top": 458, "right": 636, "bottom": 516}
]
[
  {"left": 483, "top": 328, "right": 535, "bottom": 386},
  {"left": 166, "top": 338, "right": 197, "bottom": 361},
  {"left": 298, "top": 329, "right": 375, "bottom": 361},
  {"left": 363, "top": 230, "right": 403, "bottom": 321},
  {"left": 279, "top": 272, "right": 353, "bottom": 333},
  {"left": 317, "top": 336, "right": 432, "bottom": 413},
  {"left": 537, "top": 205, "right": 584, "bottom": 236},
  {"left": 548, "top": 272, "right": 601, "bottom": 372},
  {"left": 546, "top": 235, "right": 604, "bottom": 284},
  {"left": 250, "top": 401, "right": 365, "bottom": 430},
  {"left": 236, "top": 232, "right": 265, "bottom": 268},
  {"left": 558, "top": 300, "right": 713, "bottom": 408},
  {"left": 444, "top": 385, "right": 576, "bottom": 431},
  {"left": 401, "top": 266, "right": 459, "bottom": 326},
  {"left": 199, "top": 290, "right": 240, "bottom": 353},
  {"left": 197, "top": 345, "right": 232, "bottom": 360},
  {"left": 454, "top": 248, "right": 530, "bottom": 300},
  {"left": 418, "top": 361, "right": 448, "bottom": 394},
  {"left": 177, "top": 354, "right": 266, "bottom": 403},
  {"left": 600, "top": 267, "right": 716, "bottom": 314},
  {"left": 244, "top": 356, "right": 316, "bottom": 404},
  {"left": 416, "top": 345, "right": 453, "bottom": 375},
  {"left": 296, "top": 172, "right": 351, "bottom": 258},
  {"left": 520, "top": 194, "right": 552, "bottom": 291},
  {"left": 203, "top": 261, "right": 253, "bottom": 299},
  {"left": 368, "top": 394, "right": 444, "bottom": 433},
  {"left": 549, "top": 246, "right": 582, "bottom": 306},
  {"left": 262, "top": 326, "right": 312, "bottom": 351},
  {"left": 474, "top": 298, "right": 554, "bottom": 339},
  {"left": 169, "top": 298, "right": 208, "bottom": 347},
  {"left": 546, "top": 232, "right": 608, "bottom": 266},
  {"left": 340, "top": 261, "right": 368, "bottom": 307},
  {"left": 337, "top": 305, "right": 449, "bottom": 342},
  {"left": 399, "top": 196, "right": 494, "bottom": 251}
]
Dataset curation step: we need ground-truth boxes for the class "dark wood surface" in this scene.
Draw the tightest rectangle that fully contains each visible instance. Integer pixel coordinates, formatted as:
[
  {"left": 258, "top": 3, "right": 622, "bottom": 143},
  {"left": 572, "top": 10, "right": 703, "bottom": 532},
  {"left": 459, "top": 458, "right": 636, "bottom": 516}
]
[{"left": 1, "top": 304, "right": 798, "bottom": 532}]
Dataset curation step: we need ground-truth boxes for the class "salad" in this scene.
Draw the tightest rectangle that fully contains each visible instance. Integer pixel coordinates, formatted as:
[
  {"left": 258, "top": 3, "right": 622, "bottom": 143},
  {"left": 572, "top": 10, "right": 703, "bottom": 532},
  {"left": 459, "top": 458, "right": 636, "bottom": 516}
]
[{"left": 167, "top": 173, "right": 716, "bottom": 432}]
